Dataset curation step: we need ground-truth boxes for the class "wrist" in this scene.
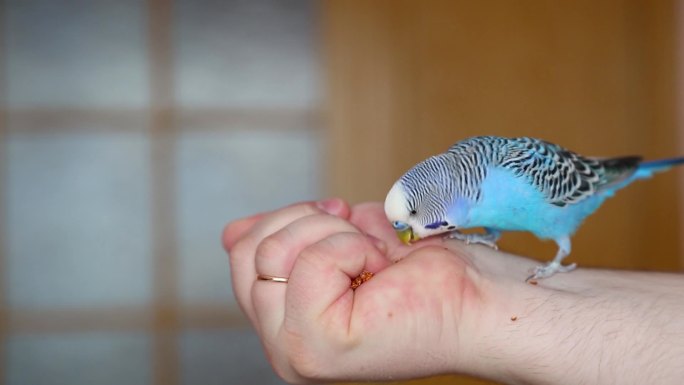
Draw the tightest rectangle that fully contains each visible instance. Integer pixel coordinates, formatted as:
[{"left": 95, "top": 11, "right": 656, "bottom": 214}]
[{"left": 449, "top": 245, "right": 588, "bottom": 384}]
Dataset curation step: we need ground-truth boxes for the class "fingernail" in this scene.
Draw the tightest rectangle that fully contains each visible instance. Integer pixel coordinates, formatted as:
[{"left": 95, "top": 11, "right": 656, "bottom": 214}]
[
  {"left": 316, "top": 198, "right": 343, "bottom": 215},
  {"left": 365, "top": 233, "right": 388, "bottom": 254}
]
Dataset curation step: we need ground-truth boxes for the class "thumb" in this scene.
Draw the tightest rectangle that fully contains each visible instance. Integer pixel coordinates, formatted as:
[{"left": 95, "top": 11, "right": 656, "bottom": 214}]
[{"left": 316, "top": 197, "right": 351, "bottom": 218}]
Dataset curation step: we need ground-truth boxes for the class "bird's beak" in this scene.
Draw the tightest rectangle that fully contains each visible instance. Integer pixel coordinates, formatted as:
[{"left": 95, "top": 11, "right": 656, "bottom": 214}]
[{"left": 396, "top": 226, "right": 419, "bottom": 245}]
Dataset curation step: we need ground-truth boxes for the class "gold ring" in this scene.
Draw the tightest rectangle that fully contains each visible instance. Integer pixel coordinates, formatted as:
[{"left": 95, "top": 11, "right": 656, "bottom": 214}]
[{"left": 256, "top": 274, "right": 289, "bottom": 283}]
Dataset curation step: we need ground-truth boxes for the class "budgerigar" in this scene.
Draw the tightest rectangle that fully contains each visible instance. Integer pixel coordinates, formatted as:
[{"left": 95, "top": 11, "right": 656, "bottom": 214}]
[{"left": 384, "top": 136, "right": 684, "bottom": 281}]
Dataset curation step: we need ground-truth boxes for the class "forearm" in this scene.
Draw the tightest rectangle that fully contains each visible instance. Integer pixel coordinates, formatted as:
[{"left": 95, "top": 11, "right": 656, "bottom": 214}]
[{"left": 460, "top": 245, "right": 684, "bottom": 385}]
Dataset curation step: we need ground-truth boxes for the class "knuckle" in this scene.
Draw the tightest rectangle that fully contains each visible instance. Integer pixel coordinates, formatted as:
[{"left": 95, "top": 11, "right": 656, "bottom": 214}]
[
  {"left": 271, "top": 362, "right": 310, "bottom": 385},
  {"left": 304, "top": 231, "right": 362, "bottom": 257},
  {"left": 287, "top": 341, "right": 327, "bottom": 380},
  {"left": 295, "top": 203, "right": 321, "bottom": 217},
  {"left": 261, "top": 345, "right": 301, "bottom": 383},
  {"left": 280, "top": 202, "right": 320, "bottom": 222},
  {"left": 264, "top": 332, "right": 325, "bottom": 383},
  {"left": 221, "top": 223, "right": 233, "bottom": 251},
  {"left": 296, "top": 243, "right": 327, "bottom": 266},
  {"left": 291, "top": 359, "right": 324, "bottom": 381},
  {"left": 326, "top": 231, "right": 366, "bottom": 249},
  {"left": 255, "top": 233, "right": 290, "bottom": 263},
  {"left": 227, "top": 238, "right": 252, "bottom": 270},
  {"left": 295, "top": 231, "right": 363, "bottom": 267}
]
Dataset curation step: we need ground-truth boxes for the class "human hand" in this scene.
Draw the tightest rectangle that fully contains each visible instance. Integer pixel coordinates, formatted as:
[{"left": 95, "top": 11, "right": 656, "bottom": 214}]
[
  {"left": 223, "top": 199, "right": 496, "bottom": 383},
  {"left": 225, "top": 199, "right": 684, "bottom": 385}
]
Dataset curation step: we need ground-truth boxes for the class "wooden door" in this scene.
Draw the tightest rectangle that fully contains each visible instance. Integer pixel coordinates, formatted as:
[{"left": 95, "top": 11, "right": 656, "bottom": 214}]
[{"left": 323, "top": 1, "right": 682, "bottom": 383}]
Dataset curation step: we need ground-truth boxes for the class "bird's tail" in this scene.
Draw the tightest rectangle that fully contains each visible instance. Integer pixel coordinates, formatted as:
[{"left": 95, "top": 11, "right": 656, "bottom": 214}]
[{"left": 634, "top": 157, "right": 684, "bottom": 179}]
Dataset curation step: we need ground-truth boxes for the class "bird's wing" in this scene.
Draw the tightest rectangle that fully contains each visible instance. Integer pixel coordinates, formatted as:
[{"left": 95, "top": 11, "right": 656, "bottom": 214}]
[{"left": 499, "top": 137, "right": 640, "bottom": 207}]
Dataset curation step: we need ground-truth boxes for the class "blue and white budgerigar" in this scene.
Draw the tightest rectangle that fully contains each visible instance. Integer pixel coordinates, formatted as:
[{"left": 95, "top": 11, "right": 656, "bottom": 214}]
[{"left": 384, "top": 136, "right": 684, "bottom": 281}]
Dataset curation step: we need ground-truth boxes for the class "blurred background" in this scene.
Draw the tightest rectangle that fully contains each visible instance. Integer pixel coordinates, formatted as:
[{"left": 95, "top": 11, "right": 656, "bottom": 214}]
[{"left": 0, "top": 1, "right": 682, "bottom": 385}]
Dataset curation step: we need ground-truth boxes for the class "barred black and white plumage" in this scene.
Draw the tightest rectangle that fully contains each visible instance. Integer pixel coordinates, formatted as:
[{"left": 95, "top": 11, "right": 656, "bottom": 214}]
[
  {"left": 385, "top": 135, "right": 684, "bottom": 281},
  {"left": 450, "top": 136, "right": 643, "bottom": 207}
]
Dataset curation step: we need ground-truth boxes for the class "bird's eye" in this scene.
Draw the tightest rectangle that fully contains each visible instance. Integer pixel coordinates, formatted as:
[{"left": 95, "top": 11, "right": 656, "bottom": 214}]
[{"left": 410, "top": 209, "right": 417, "bottom": 215}]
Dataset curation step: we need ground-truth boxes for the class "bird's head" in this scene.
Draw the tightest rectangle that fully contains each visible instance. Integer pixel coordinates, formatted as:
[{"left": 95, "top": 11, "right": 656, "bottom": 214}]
[
  {"left": 384, "top": 181, "right": 421, "bottom": 244},
  {"left": 384, "top": 158, "right": 458, "bottom": 245}
]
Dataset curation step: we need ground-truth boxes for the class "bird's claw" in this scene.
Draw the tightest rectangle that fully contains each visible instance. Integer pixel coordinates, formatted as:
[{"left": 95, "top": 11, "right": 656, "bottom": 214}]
[
  {"left": 526, "top": 261, "right": 577, "bottom": 282},
  {"left": 446, "top": 231, "right": 499, "bottom": 250}
]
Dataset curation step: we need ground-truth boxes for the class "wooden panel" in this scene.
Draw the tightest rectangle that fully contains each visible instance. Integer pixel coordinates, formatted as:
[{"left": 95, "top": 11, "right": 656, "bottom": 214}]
[
  {"left": 148, "top": 0, "right": 179, "bottom": 384},
  {"left": 324, "top": 1, "right": 681, "bottom": 383}
]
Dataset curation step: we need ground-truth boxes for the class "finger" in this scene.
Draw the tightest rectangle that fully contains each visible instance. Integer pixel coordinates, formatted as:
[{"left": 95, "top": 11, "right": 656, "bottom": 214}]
[
  {"left": 227, "top": 203, "right": 320, "bottom": 326},
  {"left": 254, "top": 213, "right": 359, "bottom": 279},
  {"left": 223, "top": 213, "right": 266, "bottom": 252},
  {"left": 315, "top": 197, "right": 351, "bottom": 219},
  {"left": 248, "top": 199, "right": 351, "bottom": 247},
  {"left": 252, "top": 215, "right": 365, "bottom": 343},
  {"left": 227, "top": 199, "right": 350, "bottom": 328},
  {"left": 224, "top": 198, "right": 351, "bottom": 252},
  {"left": 349, "top": 202, "right": 394, "bottom": 242},
  {"left": 286, "top": 232, "right": 391, "bottom": 333}
]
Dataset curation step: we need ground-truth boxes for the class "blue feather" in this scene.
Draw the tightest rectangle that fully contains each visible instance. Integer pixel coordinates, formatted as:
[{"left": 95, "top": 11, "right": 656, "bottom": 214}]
[{"left": 636, "top": 157, "right": 684, "bottom": 176}]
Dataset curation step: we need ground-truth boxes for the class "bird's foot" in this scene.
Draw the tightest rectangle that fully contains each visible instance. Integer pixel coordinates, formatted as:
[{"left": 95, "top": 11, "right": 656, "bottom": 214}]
[
  {"left": 446, "top": 231, "right": 499, "bottom": 250},
  {"left": 525, "top": 261, "right": 577, "bottom": 282}
]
